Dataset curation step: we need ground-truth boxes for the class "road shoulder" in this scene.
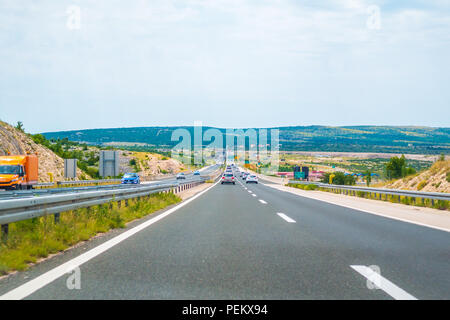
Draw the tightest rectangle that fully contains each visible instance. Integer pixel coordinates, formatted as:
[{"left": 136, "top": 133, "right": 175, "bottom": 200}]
[{"left": 261, "top": 181, "right": 450, "bottom": 233}]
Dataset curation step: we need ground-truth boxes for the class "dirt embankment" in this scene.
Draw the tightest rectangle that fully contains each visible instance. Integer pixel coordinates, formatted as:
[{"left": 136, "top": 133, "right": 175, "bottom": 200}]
[
  {"left": 120, "top": 151, "right": 187, "bottom": 178},
  {"left": 0, "top": 121, "right": 85, "bottom": 182},
  {"left": 384, "top": 160, "right": 450, "bottom": 193}
]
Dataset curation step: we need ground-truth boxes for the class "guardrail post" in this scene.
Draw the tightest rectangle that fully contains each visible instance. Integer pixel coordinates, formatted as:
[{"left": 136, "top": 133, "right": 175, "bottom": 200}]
[
  {"left": 54, "top": 213, "right": 60, "bottom": 223},
  {"left": 1, "top": 224, "right": 8, "bottom": 243}
]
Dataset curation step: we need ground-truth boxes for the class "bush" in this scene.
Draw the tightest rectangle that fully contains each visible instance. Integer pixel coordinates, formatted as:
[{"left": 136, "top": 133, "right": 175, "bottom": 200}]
[
  {"left": 288, "top": 183, "right": 318, "bottom": 190},
  {"left": 447, "top": 172, "right": 450, "bottom": 183},
  {"left": 321, "top": 172, "right": 356, "bottom": 185},
  {"left": 417, "top": 180, "right": 428, "bottom": 191}
]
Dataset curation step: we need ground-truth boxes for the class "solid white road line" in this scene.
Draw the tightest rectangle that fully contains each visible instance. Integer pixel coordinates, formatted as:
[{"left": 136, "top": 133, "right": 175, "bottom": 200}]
[
  {"left": 259, "top": 199, "right": 267, "bottom": 204},
  {"left": 350, "top": 265, "right": 417, "bottom": 300},
  {"left": 0, "top": 180, "right": 221, "bottom": 300},
  {"left": 277, "top": 213, "right": 296, "bottom": 223}
]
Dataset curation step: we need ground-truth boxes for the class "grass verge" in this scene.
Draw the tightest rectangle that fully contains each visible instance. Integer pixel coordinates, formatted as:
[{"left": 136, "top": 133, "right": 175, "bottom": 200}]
[
  {"left": 0, "top": 192, "right": 181, "bottom": 275},
  {"left": 287, "top": 183, "right": 319, "bottom": 191}
]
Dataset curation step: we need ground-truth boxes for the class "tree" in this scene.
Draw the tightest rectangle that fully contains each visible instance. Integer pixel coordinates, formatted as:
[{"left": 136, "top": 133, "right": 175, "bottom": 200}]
[
  {"left": 364, "top": 170, "right": 372, "bottom": 186},
  {"left": 15, "top": 121, "right": 25, "bottom": 133},
  {"left": 321, "top": 171, "right": 356, "bottom": 185},
  {"left": 385, "top": 155, "right": 416, "bottom": 179}
]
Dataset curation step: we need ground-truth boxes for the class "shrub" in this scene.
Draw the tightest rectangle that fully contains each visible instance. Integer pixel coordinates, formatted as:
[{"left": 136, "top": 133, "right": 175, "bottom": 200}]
[
  {"left": 417, "top": 180, "right": 428, "bottom": 191},
  {"left": 447, "top": 172, "right": 450, "bottom": 183},
  {"left": 288, "top": 183, "right": 318, "bottom": 190}
]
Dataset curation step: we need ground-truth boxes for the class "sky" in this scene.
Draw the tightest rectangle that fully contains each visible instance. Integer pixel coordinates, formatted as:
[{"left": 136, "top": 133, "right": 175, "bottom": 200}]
[{"left": 0, "top": 0, "right": 449, "bottom": 133}]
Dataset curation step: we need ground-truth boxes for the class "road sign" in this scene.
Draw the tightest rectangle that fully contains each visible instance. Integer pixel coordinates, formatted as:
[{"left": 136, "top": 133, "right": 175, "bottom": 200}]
[
  {"left": 294, "top": 172, "right": 305, "bottom": 179},
  {"left": 99, "top": 151, "right": 120, "bottom": 177},
  {"left": 64, "top": 159, "right": 77, "bottom": 179}
]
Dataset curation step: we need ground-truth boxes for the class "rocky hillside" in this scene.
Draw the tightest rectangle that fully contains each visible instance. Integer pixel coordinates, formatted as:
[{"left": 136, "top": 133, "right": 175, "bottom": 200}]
[
  {"left": 0, "top": 120, "right": 85, "bottom": 182},
  {"left": 120, "top": 151, "right": 187, "bottom": 178},
  {"left": 384, "top": 160, "right": 450, "bottom": 193}
]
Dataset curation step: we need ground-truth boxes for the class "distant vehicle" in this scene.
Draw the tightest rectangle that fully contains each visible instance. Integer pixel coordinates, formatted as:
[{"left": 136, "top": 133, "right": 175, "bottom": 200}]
[
  {"left": 176, "top": 172, "right": 186, "bottom": 179},
  {"left": 221, "top": 173, "right": 235, "bottom": 184},
  {"left": 193, "top": 170, "right": 200, "bottom": 175},
  {"left": 242, "top": 172, "right": 249, "bottom": 179},
  {"left": 0, "top": 155, "right": 38, "bottom": 190},
  {"left": 121, "top": 173, "right": 140, "bottom": 184},
  {"left": 246, "top": 174, "right": 258, "bottom": 184}
]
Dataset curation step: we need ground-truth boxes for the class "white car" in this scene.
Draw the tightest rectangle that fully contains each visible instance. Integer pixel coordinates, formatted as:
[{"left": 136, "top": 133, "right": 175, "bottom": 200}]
[
  {"left": 246, "top": 174, "right": 258, "bottom": 184},
  {"left": 221, "top": 173, "right": 236, "bottom": 184}
]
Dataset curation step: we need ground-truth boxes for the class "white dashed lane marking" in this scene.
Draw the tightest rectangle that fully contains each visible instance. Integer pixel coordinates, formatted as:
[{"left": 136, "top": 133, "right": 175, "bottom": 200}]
[{"left": 277, "top": 213, "right": 296, "bottom": 223}]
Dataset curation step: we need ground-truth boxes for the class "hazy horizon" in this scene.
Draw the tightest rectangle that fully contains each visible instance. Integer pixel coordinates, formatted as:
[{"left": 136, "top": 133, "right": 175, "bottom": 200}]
[{"left": 40, "top": 123, "right": 450, "bottom": 135}]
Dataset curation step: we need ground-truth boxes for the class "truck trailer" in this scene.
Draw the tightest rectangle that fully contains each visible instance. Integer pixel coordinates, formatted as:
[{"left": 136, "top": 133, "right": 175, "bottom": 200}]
[{"left": 0, "top": 155, "right": 38, "bottom": 190}]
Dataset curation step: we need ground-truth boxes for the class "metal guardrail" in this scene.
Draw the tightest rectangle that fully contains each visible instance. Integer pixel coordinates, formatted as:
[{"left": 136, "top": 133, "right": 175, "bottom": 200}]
[
  {"left": 287, "top": 180, "right": 450, "bottom": 202},
  {"left": 0, "top": 178, "right": 208, "bottom": 240},
  {"left": 35, "top": 179, "right": 122, "bottom": 188}
]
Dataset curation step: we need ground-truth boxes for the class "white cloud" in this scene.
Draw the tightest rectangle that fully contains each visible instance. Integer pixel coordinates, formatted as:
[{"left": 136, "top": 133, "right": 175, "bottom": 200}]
[{"left": 0, "top": 0, "right": 449, "bottom": 131}]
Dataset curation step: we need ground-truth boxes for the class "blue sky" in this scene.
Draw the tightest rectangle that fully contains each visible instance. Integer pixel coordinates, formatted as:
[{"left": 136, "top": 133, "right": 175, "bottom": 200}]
[{"left": 0, "top": 0, "right": 449, "bottom": 133}]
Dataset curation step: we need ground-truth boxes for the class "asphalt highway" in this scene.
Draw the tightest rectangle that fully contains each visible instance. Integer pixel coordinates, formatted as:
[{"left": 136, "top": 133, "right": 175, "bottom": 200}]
[{"left": 0, "top": 169, "right": 449, "bottom": 299}]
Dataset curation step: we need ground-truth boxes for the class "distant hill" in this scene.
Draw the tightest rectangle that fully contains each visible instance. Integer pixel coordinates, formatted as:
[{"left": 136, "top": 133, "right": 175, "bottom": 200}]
[{"left": 42, "top": 125, "right": 450, "bottom": 155}]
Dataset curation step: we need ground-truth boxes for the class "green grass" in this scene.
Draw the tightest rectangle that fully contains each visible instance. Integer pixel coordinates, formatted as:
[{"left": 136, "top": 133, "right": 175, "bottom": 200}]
[
  {"left": 287, "top": 183, "right": 318, "bottom": 190},
  {"left": 0, "top": 192, "right": 181, "bottom": 275}
]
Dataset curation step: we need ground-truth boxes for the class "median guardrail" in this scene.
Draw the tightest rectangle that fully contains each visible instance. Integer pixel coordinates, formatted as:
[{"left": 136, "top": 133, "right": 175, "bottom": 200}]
[
  {"left": 287, "top": 180, "right": 450, "bottom": 203},
  {"left": 0, "top": 178, "right": 207, "bottom": 241},
  {"left": 35, "top": 179, "right": 122, "bottom": 189}
]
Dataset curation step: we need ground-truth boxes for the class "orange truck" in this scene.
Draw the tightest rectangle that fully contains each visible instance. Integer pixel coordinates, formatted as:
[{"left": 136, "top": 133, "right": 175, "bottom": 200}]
[{"left": 0, "top": 155, "right": 38, "bottom": 190}]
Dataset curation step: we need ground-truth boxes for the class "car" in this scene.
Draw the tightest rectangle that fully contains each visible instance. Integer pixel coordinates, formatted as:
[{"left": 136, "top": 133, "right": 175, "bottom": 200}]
[
  {"left": 246, "top": 174, "right": 258, "bottom": 184},
  {"left": 221, "top": 173, "right": 235, "bottom": 184},
  {"left": 176, "top": 172, "right": 186, "bottom": 179},
  {"left": 193, "top": 170, "right": 200, "bottom": 175},
  {"left": 242, "top": 172, "right": 249, "bottom": 179},
  {"left": 121, "top": 173, "right": 140, "bottom": 184}
]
